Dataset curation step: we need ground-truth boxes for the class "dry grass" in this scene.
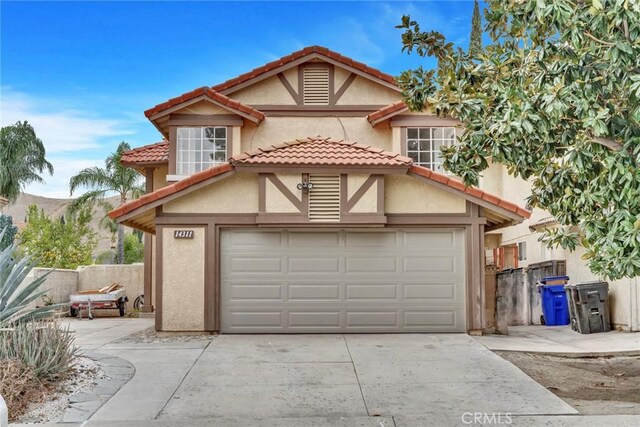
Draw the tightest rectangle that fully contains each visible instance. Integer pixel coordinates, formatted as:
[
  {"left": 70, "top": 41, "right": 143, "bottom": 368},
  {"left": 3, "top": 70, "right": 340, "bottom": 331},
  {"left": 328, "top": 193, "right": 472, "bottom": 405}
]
[{"left": 0, "top": 359, "right": 52, "bottom": 421}]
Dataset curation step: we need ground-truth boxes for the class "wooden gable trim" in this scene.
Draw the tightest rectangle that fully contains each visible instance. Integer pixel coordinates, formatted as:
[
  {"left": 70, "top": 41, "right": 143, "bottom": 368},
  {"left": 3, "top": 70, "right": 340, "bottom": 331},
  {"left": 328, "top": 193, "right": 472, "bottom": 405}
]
[
  {"left": 265, "top": 173, "right": 303, "bottom": 212},
  {"left": 332, "top": 73, "right": 357, "bottom": 105},
  {"left": 277, "top": 73, "right": 301, "bottom": 105},
  {"left": 345, "top": 174, "right": 378, "bottom": 212},
  {"left": 148, "top": 94, "right": 262, "bottom": 124},
  {"left": 219, "top": 52, "right": 401, "bottom": 97}
]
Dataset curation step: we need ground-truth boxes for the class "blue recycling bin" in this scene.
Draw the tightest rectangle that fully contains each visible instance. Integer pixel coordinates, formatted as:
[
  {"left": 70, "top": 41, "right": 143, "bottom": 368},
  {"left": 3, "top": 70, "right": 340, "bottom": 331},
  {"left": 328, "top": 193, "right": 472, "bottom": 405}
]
[{"left": 539, "top": 276, "right": 570, "bottom": 326}]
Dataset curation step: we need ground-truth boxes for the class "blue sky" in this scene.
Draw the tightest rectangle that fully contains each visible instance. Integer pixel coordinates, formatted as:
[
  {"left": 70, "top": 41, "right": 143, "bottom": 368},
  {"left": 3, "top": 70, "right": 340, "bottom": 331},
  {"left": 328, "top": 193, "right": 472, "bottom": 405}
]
[{"left": 1, "top": 1, "right": 480, "bottom": 198}]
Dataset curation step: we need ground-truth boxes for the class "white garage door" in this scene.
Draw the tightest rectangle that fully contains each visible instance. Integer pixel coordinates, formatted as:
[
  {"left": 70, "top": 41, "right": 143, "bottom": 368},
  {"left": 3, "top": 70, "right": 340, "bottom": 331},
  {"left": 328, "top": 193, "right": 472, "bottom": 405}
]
[{"left": 220, "top": 229, "right": 466, "bottom": 333}]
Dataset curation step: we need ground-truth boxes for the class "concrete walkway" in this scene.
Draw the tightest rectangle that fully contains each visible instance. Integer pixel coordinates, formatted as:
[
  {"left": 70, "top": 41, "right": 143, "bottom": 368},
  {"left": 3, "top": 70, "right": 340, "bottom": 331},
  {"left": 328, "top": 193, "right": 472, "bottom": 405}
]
[
  {"left": 474, "top": 325, "right": 640, "bottom": 355},
  {"left": 24, "top": 319, "right": 634, "bottom": 427}
]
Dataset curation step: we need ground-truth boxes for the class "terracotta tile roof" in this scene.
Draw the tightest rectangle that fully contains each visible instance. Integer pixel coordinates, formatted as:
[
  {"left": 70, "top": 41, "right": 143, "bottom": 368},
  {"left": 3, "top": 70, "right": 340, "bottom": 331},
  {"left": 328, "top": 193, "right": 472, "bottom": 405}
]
[
  {"left": 367, "top": 101, "right": 408, "bottom": 125},
  {"left": 212, "top": 45, "right": 399, "bottom": 93},
  {"left": 108, "top": 163, "right": 234, "bottom": 219},
  {"left": 409, "top": 165, "right": 532, "bottom": 219},
  {"left": 110, "top": 151, "right": 529, "bottom": 222},
  {"left": 121, "top": 140, "right": 169, "bottom": 165},
  {"left": 230, "top": 137, "right": 414, "bottom": 167},
  {"left": 144, "top": 87, "right": 265, "bottom": 123}
]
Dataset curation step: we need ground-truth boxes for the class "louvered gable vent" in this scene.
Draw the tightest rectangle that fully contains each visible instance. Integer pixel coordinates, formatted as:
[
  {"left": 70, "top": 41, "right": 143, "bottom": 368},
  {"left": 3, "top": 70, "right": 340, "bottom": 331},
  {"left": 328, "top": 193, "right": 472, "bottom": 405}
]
[
  {"left": 303, "top": 67, "right": 330, "bottom": 105},
  {"left": 308, "top": 174, "right": 340, "bottom": 222}
]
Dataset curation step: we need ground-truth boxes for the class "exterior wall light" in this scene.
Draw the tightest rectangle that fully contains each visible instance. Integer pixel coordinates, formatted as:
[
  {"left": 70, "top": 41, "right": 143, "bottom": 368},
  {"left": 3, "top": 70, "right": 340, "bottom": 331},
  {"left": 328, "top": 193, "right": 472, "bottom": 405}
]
[{"left": 297, "top": 182, "right": 314, "bottom": 192}]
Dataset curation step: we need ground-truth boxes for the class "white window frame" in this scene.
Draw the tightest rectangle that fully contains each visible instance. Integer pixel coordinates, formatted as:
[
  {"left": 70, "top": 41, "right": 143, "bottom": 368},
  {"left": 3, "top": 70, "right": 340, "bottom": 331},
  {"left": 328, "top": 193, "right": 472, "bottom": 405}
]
[
  {"left": 405, "top": 127, "right": 456, "bottom": 173},
  {"left": 176, "top": 126, "right": 227, "bottom": 175},
  {"left": 518, "top": 241, "right": 527, "bottom": 262}
]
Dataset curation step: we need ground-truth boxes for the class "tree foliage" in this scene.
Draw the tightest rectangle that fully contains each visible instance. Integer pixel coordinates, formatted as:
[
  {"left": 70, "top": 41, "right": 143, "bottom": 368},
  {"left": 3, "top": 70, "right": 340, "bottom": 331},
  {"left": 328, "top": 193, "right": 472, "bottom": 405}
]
[
  {"left": 123, "top": 233, "right": 144, "bottom": 264},
  {"left": 0, "top": 121, "right": 54, "bottom": 202},
  {"left": 469, "top": 0, "right": 483, "bottom": 57},
  {"left": 396, "top": 0, "right": 640, "bottom": 279},
  {"left": 18, "top": 205, "right": 98, "bottom": 269},
  {"left": 0, "top": 215, "right": 17, "bottom": 251},
  {"left": 69, "top": 142, "right": 144, "bottom": 264},
  {"left": 0, "top": 227, "right": 57, "bottom": 326}
]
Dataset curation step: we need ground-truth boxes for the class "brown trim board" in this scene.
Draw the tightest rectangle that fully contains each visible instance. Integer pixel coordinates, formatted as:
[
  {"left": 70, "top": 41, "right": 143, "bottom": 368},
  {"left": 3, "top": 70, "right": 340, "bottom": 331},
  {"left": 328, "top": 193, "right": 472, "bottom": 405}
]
[
  {"left": 155, "top": 225, "right": 163, "bottom": 330},
  {"left": 266, "top": 174, "right": 303, "bottom": 212},
  {"left": 332, "top": 73, "right": 357, "bottom": 105},
  {"left": 345, "top": 174, "right": 377, "bottom": 212},
  {"left": 277, "top": 73, "right": 301, "bottom": 105}
]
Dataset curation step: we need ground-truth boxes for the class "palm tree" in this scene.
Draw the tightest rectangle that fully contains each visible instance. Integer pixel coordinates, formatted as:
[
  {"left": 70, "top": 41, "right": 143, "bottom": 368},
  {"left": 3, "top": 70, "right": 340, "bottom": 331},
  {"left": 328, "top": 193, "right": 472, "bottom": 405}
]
[
  {"left": 69, "top": 142, "right": 144, "bottom": 264},
  {"left": 0, "top": 121, "right": 54, "bottom": 202},
  {"left": 98, "top": 200, "right": 118, "bottom": 264}
]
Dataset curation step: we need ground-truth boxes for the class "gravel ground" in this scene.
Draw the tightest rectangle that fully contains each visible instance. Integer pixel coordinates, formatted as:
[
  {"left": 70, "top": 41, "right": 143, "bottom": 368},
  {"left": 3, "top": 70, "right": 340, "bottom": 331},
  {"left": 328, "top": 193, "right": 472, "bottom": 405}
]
[
  {"left": 113, "top": 326, "right": 215, "bottom": 343},
  {"left": 16, "top": 356, "right": 106, "bottom": 424},
  {"left": 498, "top": 351, "right": 640, "bottom": 415}
]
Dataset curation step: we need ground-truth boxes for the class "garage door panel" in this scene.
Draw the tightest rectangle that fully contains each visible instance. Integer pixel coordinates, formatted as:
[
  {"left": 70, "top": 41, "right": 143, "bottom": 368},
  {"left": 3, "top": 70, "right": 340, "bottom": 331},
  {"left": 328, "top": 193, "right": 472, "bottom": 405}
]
[
  {"left": 221, "top": 229, "right": 466, "bottom": 333},
  {"left": 346, "top": 256, "right": 397, "bottom": 273},
  {"left": 404, "top": 310, "right": 459, "bottom": 328},
  {"left": 404, "top": 256, "right": 457, "bottom": 272},
  {"left": 345, "top": 231, "right": 397, "bottom": 247},
  {"left": 403, "top": 283, "right": 457, "bottom": 300},
  {"left": 345, "top": 284, "right": 398, "bottom": 300},
  {"left": 288, "top": 257, "right": 340, "bottom": 273},
  {"left": 289, "top": 231, "right": 340, "bottom": 246},
  {"left": 228, "top": 284, "right": 283, "bottom": 301},
  {"left": 226, "top": 311, "right": 283, "bottom": 328},
  {"left": 289, "top": 311, "right": 341, "bottom": 327},
  {"left": 403, "top": 230, "right": 456, "bottom": 248},
  {"left": 229, "top": 257, "right": 283, "bottom": 273},
  {"left": 288, "top": 284, "right": 340, "bottom": 300},
  {"left": 346, "top": 311, "right": 399, "bottom": 328},
  {"left": 227, "top": 230, "right": 282, "bottom": 248}
]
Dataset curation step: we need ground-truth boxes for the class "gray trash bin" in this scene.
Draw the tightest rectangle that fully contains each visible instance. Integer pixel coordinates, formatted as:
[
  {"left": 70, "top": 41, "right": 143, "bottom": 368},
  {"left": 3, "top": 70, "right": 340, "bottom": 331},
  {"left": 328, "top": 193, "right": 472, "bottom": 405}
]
[{"left": 565, "top": 281, "right": 611, "bottom": 334}]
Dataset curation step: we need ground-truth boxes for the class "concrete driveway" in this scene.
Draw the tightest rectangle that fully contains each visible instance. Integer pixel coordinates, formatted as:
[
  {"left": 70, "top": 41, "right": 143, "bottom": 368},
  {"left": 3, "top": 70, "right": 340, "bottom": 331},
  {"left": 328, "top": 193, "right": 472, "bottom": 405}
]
[{"left": 77, "top": 320, "right": 579, "bottom": 425}]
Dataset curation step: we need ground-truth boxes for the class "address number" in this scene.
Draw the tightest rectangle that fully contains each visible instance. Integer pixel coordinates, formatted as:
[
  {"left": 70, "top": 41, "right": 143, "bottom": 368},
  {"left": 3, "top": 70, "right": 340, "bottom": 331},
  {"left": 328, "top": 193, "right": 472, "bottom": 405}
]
[{"left": 174, "top": 230, "right": 194, "bottom": 239}]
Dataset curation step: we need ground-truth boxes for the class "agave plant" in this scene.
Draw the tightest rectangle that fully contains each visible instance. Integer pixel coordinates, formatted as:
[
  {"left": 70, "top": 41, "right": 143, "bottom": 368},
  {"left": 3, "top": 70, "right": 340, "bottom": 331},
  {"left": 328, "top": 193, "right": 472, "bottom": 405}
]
[{"left": 0, "top": 227, "right": 55, "bottom": 326}]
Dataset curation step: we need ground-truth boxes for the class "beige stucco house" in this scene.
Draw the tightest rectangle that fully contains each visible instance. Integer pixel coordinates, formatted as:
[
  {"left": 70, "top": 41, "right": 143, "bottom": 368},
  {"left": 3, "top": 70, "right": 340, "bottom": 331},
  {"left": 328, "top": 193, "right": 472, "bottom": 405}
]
[
  {"left": 483, "top": 170, "right": 640, "bottom": 331},
  {"left": 110, "top": 46, "right": 533, "bottom": 334}
]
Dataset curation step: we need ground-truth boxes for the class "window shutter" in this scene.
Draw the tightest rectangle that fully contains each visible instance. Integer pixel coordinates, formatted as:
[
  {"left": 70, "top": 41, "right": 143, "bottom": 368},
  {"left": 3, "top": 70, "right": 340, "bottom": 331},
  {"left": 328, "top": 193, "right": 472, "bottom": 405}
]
[
  {"left": 303, "top": 67, "right": 330, "bottom": 105},
  {"left": 308, "top": 174, "right": 340, "bottom": 222}
]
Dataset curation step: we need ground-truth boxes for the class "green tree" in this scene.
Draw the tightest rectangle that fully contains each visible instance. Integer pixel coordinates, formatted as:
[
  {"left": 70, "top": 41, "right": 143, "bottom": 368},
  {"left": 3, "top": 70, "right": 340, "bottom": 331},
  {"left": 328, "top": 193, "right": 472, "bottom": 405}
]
[
  {"left": 123, "top": 233, "right": 144, "bottom": 264},
  {"left": 18, "top": 205, "right": 97, "bottom": 269},
  {"left": 469, "top": 0, "right": 482, "bottom": 57},
  {"left": 0, "top": 121, "right": 54, "bottom": 202},
  {"left": 396, "top": 1, "right": 640, "bottom": 279},
  {"left": 69, "top": 142, "right": 144, "bottom": 265},
  {"left": 0, "top": 215, "right": 17, "bottom": 251}
]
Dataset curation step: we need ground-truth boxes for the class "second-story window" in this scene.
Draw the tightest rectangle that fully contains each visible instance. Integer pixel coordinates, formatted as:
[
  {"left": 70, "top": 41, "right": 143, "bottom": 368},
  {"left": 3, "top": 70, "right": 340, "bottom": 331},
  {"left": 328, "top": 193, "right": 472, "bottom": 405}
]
[
  {"left": 406, "top": 127, "right": 456, "bottom": 173},
  {"left": 176, "top": 127, "right": 227, "bottom": 175}
]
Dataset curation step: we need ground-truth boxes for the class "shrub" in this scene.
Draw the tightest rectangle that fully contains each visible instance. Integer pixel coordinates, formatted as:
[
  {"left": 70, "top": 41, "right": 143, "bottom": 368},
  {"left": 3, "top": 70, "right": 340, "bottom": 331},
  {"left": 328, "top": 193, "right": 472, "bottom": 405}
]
[
  {"left": 0, "top": 321, "right": 79, "bottom": 381},
  {"left": 0, "top": 227, "right": 57, "bottom": 326},
  {"left": 0, "top": 358, "right": 47, "bottom": 421},
  {"left": 123, "top": 233, "right": 144, "bottom": 264},
  {"left": 18, "top": 204, "right": 97, "bottom": 269}
]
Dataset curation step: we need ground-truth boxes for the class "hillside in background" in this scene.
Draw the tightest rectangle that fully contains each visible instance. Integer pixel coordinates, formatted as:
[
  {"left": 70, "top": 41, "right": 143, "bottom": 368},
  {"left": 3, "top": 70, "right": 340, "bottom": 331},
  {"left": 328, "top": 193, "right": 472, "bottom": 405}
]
[{"left": 2, "top": 193, "right": 129, "bottom": 256}]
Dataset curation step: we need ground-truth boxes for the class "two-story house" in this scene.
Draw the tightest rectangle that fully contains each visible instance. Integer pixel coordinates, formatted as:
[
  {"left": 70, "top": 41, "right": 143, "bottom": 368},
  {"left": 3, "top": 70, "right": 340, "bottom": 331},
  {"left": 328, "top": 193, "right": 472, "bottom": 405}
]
[{"left": 109, "top": 46, "right": 532, "bottom": 334}]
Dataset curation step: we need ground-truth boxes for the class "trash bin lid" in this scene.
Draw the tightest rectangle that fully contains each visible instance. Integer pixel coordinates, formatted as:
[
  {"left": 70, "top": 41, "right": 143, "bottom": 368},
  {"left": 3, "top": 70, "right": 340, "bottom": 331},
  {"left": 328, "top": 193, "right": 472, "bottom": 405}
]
[{"left": 540, "top": 276, "right": 570, "bottom": 284}]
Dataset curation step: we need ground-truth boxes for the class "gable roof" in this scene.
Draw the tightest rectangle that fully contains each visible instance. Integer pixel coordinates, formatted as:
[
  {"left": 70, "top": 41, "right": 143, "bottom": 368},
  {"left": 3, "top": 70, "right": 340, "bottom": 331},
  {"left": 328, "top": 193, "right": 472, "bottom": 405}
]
[
  {"left": 367, "top": 101, "right": 409, "bottom": 125},
  {"left": 212, "top": 45, "right": 400, "bottom": 95},
  {"left": 121, "top": 140, "right": 169, "bottom": 166},
  {"left": 110, "top": 141, "right": 530, "bottom": 228},
  {"left": 144, "top": 87, "right": 265, "bottom": 123},
  {"left": 408, "top": 166, "right": 532, "bottom": 220},
  {"left": 230, "top": 136, "right": 413, "bottom": 168}
]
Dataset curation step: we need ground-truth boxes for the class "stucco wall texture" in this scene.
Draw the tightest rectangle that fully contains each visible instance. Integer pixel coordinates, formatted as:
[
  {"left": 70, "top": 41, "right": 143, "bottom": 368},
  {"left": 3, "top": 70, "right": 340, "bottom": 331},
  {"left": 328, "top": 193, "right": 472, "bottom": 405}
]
[{"left": 161, "top": 227, "right": 205, "bottom": 331}]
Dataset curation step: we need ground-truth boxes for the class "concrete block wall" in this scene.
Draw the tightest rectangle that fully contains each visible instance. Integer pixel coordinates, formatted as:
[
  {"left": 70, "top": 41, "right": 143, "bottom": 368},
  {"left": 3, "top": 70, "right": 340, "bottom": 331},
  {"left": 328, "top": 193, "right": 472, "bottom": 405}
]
[
  {"left": 19, "top": 264, "right": 144, "bottom": 314},
  {"left": 77, "top": 264, "right": 144, "bottom": 310}
]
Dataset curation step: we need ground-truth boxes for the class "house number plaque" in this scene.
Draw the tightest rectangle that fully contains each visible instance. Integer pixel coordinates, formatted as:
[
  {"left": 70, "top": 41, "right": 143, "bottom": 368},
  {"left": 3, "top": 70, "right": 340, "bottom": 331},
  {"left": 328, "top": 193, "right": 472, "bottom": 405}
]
[{"left": 174, "top": 230, "right": 194, "bottom": 239}]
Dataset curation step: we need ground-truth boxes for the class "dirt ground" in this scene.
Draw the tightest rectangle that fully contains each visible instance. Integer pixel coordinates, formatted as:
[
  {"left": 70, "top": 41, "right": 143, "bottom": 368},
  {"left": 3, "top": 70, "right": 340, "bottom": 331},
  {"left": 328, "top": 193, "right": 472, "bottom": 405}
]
[{"left": 497, "top": 351, "right": 640, "bottom": 415}]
